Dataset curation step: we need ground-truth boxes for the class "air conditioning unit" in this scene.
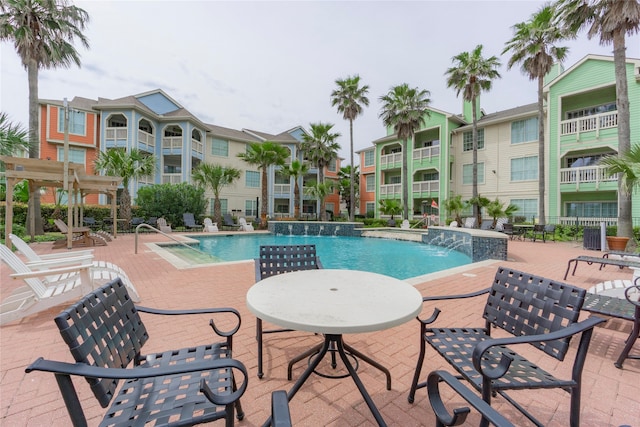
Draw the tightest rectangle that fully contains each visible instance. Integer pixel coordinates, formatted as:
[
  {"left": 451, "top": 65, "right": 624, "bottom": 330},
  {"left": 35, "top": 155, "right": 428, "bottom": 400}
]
[{"left": 636, "top": 66, "right": 640, "bottom": 82}]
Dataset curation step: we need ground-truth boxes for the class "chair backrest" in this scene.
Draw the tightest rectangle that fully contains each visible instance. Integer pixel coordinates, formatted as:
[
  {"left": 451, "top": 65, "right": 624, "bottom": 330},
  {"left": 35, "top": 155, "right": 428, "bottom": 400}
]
[
  {"left": 0, "top": 244, "right": 48, "bottom": 298},
  {"left": 83, "top": 217, "right": 97, "bottom": 226},
  {"left": 401, "top": 219, "right": 410, "bottom": 229},
  {"left": 544, "top": 224, "right": 556, "bottom": 233},
  {"left": 147, "top": 217, "right": 157, "bottom": 226},
  {"left": 54, "top": 219, "right": 69, "bottom": 233},
  {"left": 223, "top": 213, "right": 235, "bottom": 225},
  {"left": 157, "top": 218, "right": 168, "bottom": 227},
  {"left": 449, "top": 221, "right": 458, "bottom": 227},
  {"left": 495, "top": 217, "right": 508, "bottom": 232},
  {"left": 54, "top": 278, "right": 148, "bottom": 408},
  {"left": 8, "top": 233, "right": 39, "bottom": 261},
  {"left": 131, "top": 217, "right": 145, "bottom": 226},
  {"left": 203, "top": 218, "right": 213, "bottom": 226},
  {"left": 502, "top": 223, "right": 514, "bottom": 232},
  {"left": 533, "top": 224, "right": 545, "bottom": 233},
  {"left": 255, "top": 245, "right": 323, "bottom": 281},
  {"left": 183, "top": 213, "right": 196, "bottom": 226},
  {"left": 464, "top": 217, "right": 476, "bottom": 228},
  {"left": 483, "top": 266, "right": 586, "bottom": 361},
  {"left": 480, "top": 219, "right": 493, "bottom": 230},
  {"left": 238, "top": 218, "right": 247, "bottom": 225}
]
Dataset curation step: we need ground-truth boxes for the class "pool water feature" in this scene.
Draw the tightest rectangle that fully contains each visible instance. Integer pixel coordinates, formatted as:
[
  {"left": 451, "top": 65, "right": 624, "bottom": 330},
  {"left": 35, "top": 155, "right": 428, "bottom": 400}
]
[{"left": 164, "top": 234, "right": 472, "bottom": 280}]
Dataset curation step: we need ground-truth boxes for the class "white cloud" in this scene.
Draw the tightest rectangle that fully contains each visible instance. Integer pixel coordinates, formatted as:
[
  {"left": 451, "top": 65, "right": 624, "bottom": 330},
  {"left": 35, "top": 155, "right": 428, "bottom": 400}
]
[{"left": 1, "top": 0, "right": 638, "bottom": 161}]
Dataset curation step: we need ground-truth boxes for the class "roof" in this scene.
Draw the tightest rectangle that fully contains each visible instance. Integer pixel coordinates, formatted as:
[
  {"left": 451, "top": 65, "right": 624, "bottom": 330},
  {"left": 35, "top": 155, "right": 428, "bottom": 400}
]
[
  {"left": 206, "top": 124, "right": 261, "bottom": 142},
  {"left": 453, "top": 102, "right": 538, "bottom": 132}
]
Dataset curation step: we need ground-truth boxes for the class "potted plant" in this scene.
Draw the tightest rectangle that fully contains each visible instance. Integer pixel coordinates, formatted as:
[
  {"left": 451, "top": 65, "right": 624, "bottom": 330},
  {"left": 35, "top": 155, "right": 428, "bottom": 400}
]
[
  {"left": 379, "top": 199, "right": 402, "bottom": 227},
  {"left": 606, "top": 235, "right": 630, "bottom": 251}
]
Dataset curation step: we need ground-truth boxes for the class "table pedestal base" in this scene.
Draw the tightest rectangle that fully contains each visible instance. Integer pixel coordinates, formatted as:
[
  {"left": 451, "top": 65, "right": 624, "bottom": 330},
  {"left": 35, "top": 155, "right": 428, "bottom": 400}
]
[{"left": 263, "top": 334, "right": 389, "bottom": 427}]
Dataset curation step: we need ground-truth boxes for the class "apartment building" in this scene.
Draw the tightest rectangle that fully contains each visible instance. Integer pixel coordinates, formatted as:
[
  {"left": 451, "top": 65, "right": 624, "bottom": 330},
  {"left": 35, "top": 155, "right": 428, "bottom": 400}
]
[{"left": 37, "top": 89, "right": 341, "bottom": 220}]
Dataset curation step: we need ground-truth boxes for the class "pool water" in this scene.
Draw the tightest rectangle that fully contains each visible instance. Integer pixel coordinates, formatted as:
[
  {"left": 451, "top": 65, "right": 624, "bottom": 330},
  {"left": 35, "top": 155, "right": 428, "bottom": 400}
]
[{"left": 166, "top": 234, "right": 471, "bottom": 280}]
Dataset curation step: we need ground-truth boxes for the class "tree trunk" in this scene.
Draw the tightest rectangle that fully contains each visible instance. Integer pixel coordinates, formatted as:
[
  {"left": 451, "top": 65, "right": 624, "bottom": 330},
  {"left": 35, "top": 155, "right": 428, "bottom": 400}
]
[
  {"left": 261, "top": 168, "right": 269, "bottom": 228},
  {"left": 319, "top": 163, "right": 326, "bottom": 221},
  {"left": 613, "top": 29, "right": 633, "bottom": 244},
  {"left": 471, "top": 99, "right": 479, "bottom": 226},
  {"left": 214, "top": 196, "right": 222, "bottom": 226},
  {"left": 294, "top": 182, "right": 300, "bottom": 219},
  {"left": 26, "top": 60, "right": 43, "bottom": 236},
  {"left": 349, "top": 119, "right": 355, "bottom": 222},
  {"left": 402, "top": 138, "right": 409, "bottom": 220},
  {"left": 537, "top": 75, "right": 546, "bottom": 225},
  {"left": 120, "top": 186, "right": 132, "bottom": 224}
]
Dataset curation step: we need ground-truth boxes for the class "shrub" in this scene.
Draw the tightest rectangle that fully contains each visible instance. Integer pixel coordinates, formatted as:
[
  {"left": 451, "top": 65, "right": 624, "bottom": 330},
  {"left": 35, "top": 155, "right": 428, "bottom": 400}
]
[{"left": 136, "top": 183, "right": 206, "bottom": 227}]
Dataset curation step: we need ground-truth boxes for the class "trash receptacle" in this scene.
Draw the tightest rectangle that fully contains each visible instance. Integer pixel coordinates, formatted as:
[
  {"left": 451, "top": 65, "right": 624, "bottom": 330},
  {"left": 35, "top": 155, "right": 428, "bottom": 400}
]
[{"left": 583, "top": 227, "right": 601, "bottom": 250}]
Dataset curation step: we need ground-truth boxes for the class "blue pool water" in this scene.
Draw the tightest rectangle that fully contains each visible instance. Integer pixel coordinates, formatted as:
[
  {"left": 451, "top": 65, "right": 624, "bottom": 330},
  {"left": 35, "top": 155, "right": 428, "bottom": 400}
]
[{"left": 180, "top": 234, "right": 471, "bottom": 280}]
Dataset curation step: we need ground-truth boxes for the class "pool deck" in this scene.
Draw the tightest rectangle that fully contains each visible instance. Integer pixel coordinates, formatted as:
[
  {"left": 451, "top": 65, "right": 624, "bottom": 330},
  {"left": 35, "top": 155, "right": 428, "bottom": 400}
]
[{"left": 1, "top": 231, "right": 639, "bottom": 426}]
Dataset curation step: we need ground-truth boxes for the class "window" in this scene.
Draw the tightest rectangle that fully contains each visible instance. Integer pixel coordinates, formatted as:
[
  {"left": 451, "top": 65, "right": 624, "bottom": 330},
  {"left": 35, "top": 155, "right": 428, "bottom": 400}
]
[
  {"left": 245, "top": 171, "right": 260, "bottom": 188},
  {"left": 389, "top": 176, "right": 401, "bottom": 184},
  {"left": 58, "top": 108, "right": 86, "bottom": 135},
  {"left": 421, "top": 171, "right": 439, "bottom": 181},
  {"left": 566, "top": 202, "right": 617, "bottom": 218},
  {"left": 212, "top": 138, "right": 229, "bottom": 157},
  {"left": 366, "top": 175, "right": 375, "bottom": 192},
  {"left": 511, "top": 117, "right": 538, "bottom": 144},
  {"left": 462, "top": 162, "right": 484, "bottom": 185},
  {"left": 328, "top": 158, "right": 337, "bottom": 172},
  {"left": 366, "top": 202, "right": 376, "bottom": 214},
  {"left": 57, "top": 147, "right": 86, "bottom": 165},
  {"left": 566, "top": 102, "right": 616, "bottom": 119},
  {"left": 463, "top": 129, "right": 484, "bottom": 151},
  {"left": 245, "top": 199, "right": 257, "bottom": 216},
  {"left": 566, "top": 152, "right": 614, "bottom": 168},
  {"left": 511, "top": 156, "right": 538, "bottom": 181},
  {"left": 511, "top": 198, "right": 538, "bottom": 221},
  {"left": 364, "top": 150, "right": 375, "bottom": 167}
]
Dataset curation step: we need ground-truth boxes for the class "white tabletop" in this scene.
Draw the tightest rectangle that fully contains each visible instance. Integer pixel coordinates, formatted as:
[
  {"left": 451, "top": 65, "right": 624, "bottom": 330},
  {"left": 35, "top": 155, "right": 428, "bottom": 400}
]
[{"left": 246, "top": 269, "right": 423, "bottom": 334}]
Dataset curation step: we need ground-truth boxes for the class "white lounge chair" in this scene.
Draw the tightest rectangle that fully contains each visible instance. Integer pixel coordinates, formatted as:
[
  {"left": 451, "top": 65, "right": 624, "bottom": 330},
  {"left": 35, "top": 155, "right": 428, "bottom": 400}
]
[
  {"left": 238, "top": 218, "right": 254, "bottom": 231},
  {"left": 157, "top": 217, "right": 172, "bottom": 233},
  {"left": 401, "top": 219, "right": 410, "bottom": 229},
  {"left": 203, "top": 218, "right": 219, "bottom": 232},
  {"left": 0, "top": 244, "right": 141, "bottom": 325}
]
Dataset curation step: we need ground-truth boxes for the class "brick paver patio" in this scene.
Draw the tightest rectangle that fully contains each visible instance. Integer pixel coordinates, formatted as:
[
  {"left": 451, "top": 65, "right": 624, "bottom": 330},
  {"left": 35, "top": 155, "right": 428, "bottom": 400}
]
[{"left": 1, "top": 232, "right": 638, "bottom": 426}]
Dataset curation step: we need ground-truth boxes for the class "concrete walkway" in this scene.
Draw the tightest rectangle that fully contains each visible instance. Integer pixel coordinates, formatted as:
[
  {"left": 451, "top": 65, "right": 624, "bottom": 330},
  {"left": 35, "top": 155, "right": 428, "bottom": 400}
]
[{"left": 1, "top": 232, "right": 638, "bottom": 426}]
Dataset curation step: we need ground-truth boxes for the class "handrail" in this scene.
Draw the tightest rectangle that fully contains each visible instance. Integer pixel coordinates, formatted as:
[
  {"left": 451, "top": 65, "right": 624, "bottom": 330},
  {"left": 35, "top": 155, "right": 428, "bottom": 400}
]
[{"left": 134, "top": 223, "right": 212, "bottom": 258}]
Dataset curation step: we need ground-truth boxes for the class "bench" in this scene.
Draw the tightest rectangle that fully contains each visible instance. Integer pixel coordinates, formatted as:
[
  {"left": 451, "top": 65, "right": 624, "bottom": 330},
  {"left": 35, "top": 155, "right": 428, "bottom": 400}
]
[
  {"left": 25, "top": 278, "right": 248, "bottom": 427},
  {"left": 582, "top": 280, "right": 640, "bottom": 369},
  {"left": 563, "top": 255, "right": 640, "bottom": 279},
  {"left": 408, "top": 266, "right": 605, "bottom": 427}
]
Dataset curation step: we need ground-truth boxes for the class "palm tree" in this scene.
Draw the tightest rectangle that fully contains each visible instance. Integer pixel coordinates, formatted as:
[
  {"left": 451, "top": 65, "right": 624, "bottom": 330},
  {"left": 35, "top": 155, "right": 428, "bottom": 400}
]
[
  {"left": 304, "top": 181, "right": 334, "bottom": 220},
  {"left": 1, "top": 0, "right": 90, "bottom": 235},
  {"left": 94, "top": 148, "right": 155, "bottom": 223},
  {"left": 487, "top": 198, "right": 519, "bottom": 228},
  {"left": 600, "top": 144, "right": 640, "bottom": 196},
  {"left": 192, "top": 163, "right": 241, "bottom": 226},
  {"left": 379, "top": 84, "right": 432, "bottom": 221},
  {"left": 331, "top": 75, "right": 370, "bottom": 222},
  {"left": 0, "top": 112, "right": 29, "bottom": 158},
  {"left": 300, "top": 123, "right": 341, "bottom": 221},
  {"left": 445, "top": 45, "right": 501, "bottom": 224},
  {"left": 444, "top": 194, "right": 466, "bottom": 226},
  {"left": 280, "top": 159, "right": 309, "bottom": 219},
  {"left": 378, "top": 199, "right": 403, "bottom": 226},
  {"left": 503, "top": 5, "right": 570, "bottom": 226},
  {"left": 555, "top": 0, "right": 640, "bottom": 242},
  {"left": 338, "top": 165, "right": 359, "bottom": 217},
  {"left": 238, "top": 141, "right": 289, "bottom": 228}
]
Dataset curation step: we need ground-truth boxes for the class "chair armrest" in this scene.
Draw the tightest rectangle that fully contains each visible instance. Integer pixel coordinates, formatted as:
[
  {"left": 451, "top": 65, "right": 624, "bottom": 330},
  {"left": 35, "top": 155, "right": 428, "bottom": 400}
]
[
  {"left": 254, "top": 258, "right": 262, "bottom": 282},
  {"left": 471, "top": 316, "right": 606, "bottom": 378},
  {"left": 316, "top": 257, "right": 324, "bottom": 269},
  {"left": 270, "top": 390, "right": 292, "bottom": 427},
  {"left": 26, "top": 255, "right": 94, "bottom": 268},
  {"left": 26, "top": 356, "right": 247, "bottom": 380},
  {"left": 418, "top": 287, "right": 491, "bottom": 326},
  {"left": 37, "top": 250, "right": 94, "bottom": 260},
  {"left": 135, "top": 306, "right": 241, "bottom": 337},
  {"left": 10, "top": 264, "right": 92, "bottom": 279},
  {"left": 427, "top": 370, "right": 514, "bottom": 427}
]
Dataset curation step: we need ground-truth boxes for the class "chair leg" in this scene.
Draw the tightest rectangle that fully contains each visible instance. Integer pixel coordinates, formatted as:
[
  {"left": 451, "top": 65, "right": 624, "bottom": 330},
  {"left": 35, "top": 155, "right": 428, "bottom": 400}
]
[
  {"left": 257, "top": 319, "right": 264, "bottom": 379},
  {"left": 408, "top": 330, "right": 427, "bottom": 403},
  {"left": 614, "top": 306, "right": 640, "bottom": 369}
]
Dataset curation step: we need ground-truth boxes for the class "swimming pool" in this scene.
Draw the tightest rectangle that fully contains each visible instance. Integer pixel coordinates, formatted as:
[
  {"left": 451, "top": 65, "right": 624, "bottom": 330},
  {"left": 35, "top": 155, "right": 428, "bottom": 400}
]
[{"left": 163, "top": 234, "right": 472, "bottom": 280}]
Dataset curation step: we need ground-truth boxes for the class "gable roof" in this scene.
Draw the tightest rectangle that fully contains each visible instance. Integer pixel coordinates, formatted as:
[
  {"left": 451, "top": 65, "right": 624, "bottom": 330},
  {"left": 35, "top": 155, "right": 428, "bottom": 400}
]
[
  {"left": 453, "top": 102, "right": 537, "bottom": 132},
  {"left": 206, "top": 124, "right": 261, "bottom": 142}
]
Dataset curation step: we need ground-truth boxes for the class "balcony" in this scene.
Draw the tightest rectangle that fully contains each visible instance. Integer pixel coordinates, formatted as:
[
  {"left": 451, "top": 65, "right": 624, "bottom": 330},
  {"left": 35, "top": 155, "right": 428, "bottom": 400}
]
[
  {"left": 138, "top": 130, "right": 155, "bottom": 151},
  {"left": 380, "top": 152, "right": 402, "bottom": 169},
  {"left": 162, "top": 136, "right": 183, "bottom": 151},
  {"left": 559, "top": 165, "right": 616, "bottom": 191},
  {"left": 138, "top": 174, "right": 154, "bottom": 185},
  {"left": 380, "top": 183, "right": 401, "bottom": 198},
  {"left": 191, "top": 138, "right": 203, "bottom": 155},
  {"left": 273, "top": 184, "right": 291, "bottom": 195},
  {"left": 412, "top": 146, "right": 440, "bottom": 161},
  {"left": 162, "top": 173, "right": 182, "bottom": 184},
  {"left": 412, "top": 180, "right": 439, "bottom": 194},
  {"left": 105, "top": 127, "right": 128, "bottom": 143},
  {"left": 560, "top": 111, "right": 618, "bottom": 138}
]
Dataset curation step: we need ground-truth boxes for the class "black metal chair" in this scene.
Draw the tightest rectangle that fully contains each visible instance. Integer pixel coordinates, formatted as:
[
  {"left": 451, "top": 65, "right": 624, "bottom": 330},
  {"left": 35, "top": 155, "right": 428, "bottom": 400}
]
[
  {"left": 82, "top": 216, "right": 101, "bottom": 230},
  {"left": 130, "top": 216, "right": 145, "bottom": 232},
  {"left": 184, "top": 212, "right": 203, "bottom": 231},
  {"left": 408, "top": 266, "right": 605, "bottom": 427},
  {"left": 530, "top": 224, "right": 546, "bottom": 242},
  {"left": 271, "top": 390, "right": 293, "bottom": 427},
  {"left": 500, "top": 223, "right": 521, "bottom": 240},
  {"left": 254, "top": 244, "right": 323, "bottom": 379},
  {"left": 25, "top": 278, "right": 247, "bottom": 427}
]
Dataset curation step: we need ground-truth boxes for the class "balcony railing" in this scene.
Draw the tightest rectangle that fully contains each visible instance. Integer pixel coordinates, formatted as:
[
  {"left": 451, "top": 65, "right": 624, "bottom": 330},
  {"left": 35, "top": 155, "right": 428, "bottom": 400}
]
[
  {"left": 105, "top": 127, "right": 128, "bottom": 141},
  {"left": 273, "top": 184, "right": 291, "bottom": 194},
  {"left": 380, "top": 183, "right": 402, "bottom": 197},
  {"left": 559, "top": 165, "right": 616, "bottom": 190},
  {"left": 412, "top": 180, "right": 439, "bottom": 194},
  {"left": 380, "top": 152, "right": 402, "bottom": 168},
  {"left": 162, "top": 136, "right": 183, "bottom": 150},
  {"left": 192, "top": 138, "right": 203, "bottom": 155},
  {"left": 162, "top": 173, "right": 182, "bottom": 184},
  {"left": 138, "top": 174, "right": 154, "bottom": 185},
  {"left": 413, "top": 146, "right": 440, "bottom": 161},
  {"left": 137, "top": 130, "right": 155, "bottom": 150},
  {"left": 560, "top": 111, "right": 618, "bottom": 137}
]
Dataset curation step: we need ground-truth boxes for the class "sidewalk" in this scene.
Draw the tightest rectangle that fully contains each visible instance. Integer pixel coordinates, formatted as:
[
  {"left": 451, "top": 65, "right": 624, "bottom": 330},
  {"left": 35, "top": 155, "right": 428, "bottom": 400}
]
[{"left": 1, "top": 233, "right": 638, "bottom": 426}]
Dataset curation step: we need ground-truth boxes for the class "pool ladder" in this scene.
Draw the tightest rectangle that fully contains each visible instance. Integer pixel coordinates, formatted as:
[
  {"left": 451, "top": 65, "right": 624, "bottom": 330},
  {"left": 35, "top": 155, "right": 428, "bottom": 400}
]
[{"left": 134, "top": 223, "right": 212, "bottom": 258}]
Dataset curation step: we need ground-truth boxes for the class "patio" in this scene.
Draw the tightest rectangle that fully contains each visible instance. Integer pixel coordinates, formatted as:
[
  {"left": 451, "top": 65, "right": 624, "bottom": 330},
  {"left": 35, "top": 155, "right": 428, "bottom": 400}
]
[{"left": 1, "top": 233, "right": 638, "bottom": 426}]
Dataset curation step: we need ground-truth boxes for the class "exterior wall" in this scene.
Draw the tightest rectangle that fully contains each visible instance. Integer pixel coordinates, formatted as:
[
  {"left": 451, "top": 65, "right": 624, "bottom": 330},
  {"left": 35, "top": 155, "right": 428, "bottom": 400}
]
[{"left": 358, "top": 148, "right": 376, "bottom": 216}]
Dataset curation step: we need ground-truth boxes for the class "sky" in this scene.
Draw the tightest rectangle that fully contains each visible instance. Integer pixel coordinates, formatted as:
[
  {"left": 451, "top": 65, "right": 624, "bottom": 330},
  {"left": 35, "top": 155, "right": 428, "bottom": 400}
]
[{"left": 1, "top": 0, "right": 639, "bottom": 164}]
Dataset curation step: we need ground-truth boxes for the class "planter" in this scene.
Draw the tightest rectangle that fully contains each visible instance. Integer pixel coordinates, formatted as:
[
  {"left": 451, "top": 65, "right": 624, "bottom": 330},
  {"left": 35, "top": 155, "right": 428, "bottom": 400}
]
[{"left": 606, "top": 236, "right": 630, "bottom": 251}]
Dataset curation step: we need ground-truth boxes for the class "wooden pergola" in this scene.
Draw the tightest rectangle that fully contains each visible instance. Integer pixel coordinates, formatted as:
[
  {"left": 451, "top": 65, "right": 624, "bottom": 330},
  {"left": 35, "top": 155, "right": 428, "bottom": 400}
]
[{"left": 1, "top": 156, "right": 122, "bottom": 249}]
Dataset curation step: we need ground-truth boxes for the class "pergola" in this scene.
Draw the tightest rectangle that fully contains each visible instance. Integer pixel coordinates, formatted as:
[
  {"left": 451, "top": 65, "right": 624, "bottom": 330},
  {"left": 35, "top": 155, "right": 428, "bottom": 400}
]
[{"left": 1, "top": 156, "right": 122, "bottom": 249}]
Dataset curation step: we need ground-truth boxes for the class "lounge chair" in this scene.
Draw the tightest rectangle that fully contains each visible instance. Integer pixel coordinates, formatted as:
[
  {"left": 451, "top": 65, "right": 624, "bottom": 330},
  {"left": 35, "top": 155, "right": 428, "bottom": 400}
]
[
  {"left": 238, "top": 217, "right": 254, "bottom": 231},
  {"left": 480, "top": 219, "right": 493, "bottom": 230},
  {"left": 223, "top": 213, "right": 241, "bottom": 230},
  {"left": 53, "top": 218, "right": 108, "bottom": 248},
  {"left": 494, "top": 217, "right": 508, "bottom": 232},
  {"left": 157, "top": 217, "right": 172, "bottom": 233},
  {"left": 463, "top": 217, "right": 476, "bottom": 228},
  {"left": 8, "top": 233, "right": 140, "bottom": 302},
  {"left": 203, "top": 217, "right": 219, "bottom": 232},
  {"left": 183, "top": 212, "right": 203, "bottom": 232}
]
